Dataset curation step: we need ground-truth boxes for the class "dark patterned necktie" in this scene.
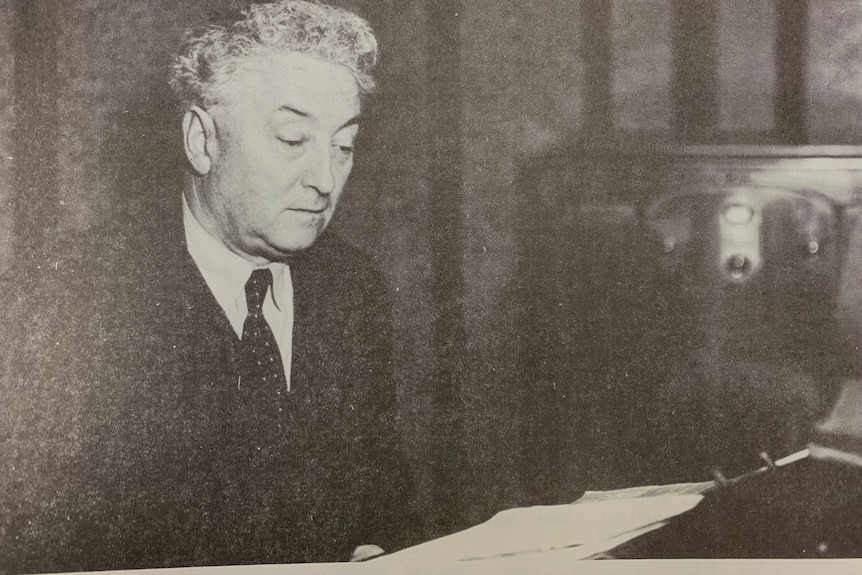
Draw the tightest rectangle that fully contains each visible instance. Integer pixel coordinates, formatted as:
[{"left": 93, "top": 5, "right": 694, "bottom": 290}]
[{"left": 240, "top": 268, "right": 286, "bottom": 390}]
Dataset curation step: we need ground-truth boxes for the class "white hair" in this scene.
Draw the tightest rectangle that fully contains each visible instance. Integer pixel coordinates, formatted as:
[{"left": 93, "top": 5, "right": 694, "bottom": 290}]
[{"left": 169, "top": 1, "right": 378, "bottom": 110}]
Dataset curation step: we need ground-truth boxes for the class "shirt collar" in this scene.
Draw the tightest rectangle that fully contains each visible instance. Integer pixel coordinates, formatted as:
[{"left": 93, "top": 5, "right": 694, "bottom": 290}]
[{"left": 182, "top": 195, "right": 288, "bottom": 316}]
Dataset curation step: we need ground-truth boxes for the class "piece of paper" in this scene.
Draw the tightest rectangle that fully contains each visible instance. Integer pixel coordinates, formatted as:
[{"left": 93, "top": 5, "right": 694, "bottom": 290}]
[
  {"left": 375, "top": 485, "right": 708, "bottom": 568},
  {"left": 577, "top": 480, "right": 714, "bottom": 502}
]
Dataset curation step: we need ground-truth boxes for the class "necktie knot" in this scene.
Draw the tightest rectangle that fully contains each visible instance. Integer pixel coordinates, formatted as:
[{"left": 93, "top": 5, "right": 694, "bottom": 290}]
[{"left": 245, "top": 268, "right": 272, "bottom": 313}]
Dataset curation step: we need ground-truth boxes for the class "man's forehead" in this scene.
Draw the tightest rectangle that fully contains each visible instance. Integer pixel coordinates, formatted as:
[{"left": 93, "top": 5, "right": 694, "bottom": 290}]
[{"left": 229, "top": 51, "right": 361, "bottom": 112}]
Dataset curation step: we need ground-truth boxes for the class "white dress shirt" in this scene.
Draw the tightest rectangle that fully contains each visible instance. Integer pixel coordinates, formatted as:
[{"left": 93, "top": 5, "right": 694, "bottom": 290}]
[{"left": 182, "top": 196, "right": 294, "bottom": 390}]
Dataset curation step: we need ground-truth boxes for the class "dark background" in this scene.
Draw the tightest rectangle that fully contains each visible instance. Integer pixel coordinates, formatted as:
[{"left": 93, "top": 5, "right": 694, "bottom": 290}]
[{"left": 2, "top": 0, "right": 862, "bottom": 540}]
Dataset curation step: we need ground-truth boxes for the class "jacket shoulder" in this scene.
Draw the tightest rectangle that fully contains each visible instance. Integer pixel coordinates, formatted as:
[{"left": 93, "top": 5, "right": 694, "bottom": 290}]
[{"left": 294, "top": 232, "right": 390, "bottom": 294}]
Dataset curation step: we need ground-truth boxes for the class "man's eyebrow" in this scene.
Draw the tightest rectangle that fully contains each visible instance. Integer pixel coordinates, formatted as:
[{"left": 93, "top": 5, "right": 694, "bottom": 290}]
[
  {"left": 275, "top": 106, "right": 360, "bottom": 131},
  {"left": 276, "top": 105, "right": 310, "bottom": 117},
  {"left": 338, "top": 114, "right": 361, "bottom": 131}
]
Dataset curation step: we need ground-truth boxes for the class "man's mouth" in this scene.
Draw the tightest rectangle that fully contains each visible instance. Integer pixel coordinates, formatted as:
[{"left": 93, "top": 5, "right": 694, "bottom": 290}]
[{"left": 291, "top": 205, "right": 328, "bottom": 214}]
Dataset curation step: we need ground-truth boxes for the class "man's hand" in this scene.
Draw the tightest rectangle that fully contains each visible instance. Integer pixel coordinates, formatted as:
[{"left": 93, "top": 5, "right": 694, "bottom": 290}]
[{"left": 350, "top": 544, "right": 385, "bottom": 562}]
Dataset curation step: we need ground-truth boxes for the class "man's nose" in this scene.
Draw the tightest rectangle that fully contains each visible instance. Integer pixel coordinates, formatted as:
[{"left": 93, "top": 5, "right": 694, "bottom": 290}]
[{"left": 301, "top": 143, "right": 336, "bottom": 195}]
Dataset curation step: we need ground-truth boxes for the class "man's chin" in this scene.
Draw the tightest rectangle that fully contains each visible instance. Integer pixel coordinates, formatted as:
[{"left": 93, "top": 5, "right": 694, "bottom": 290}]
[{"left": 265, "top": 230, "right": 328, "bottom": 258}]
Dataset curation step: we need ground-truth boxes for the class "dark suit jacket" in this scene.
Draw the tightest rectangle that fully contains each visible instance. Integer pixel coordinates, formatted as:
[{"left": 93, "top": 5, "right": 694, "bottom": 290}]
[{"left": 1, "top": 199, "right": 418, "bottom": 572}]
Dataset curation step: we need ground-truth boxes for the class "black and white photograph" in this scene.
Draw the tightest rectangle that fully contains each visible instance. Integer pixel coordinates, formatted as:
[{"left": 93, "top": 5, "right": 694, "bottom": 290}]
[{"left": 1, "top": 1, "right": 861, "bottom": 573}]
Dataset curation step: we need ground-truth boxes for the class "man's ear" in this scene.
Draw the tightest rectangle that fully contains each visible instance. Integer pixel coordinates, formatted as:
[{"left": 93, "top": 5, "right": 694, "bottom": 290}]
[{"left": 182, "top": 106, "right": 218, "bottom": 175}]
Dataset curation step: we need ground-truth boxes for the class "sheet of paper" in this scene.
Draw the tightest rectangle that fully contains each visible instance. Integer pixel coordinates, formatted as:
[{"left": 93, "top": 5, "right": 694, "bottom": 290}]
[
  {"left": 375, "top": 486, "right": 707, "bottom": 569},
  {"left": 577, "top": 480, "right": 715, "bottom": 502}
]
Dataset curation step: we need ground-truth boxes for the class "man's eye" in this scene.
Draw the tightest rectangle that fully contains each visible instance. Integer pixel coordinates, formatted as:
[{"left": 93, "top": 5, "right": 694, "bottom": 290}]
[
  {"left": 333, "top": 145, "right": 354, "bottom": 162},
  {"left": 278, "top": 137, "right": 306, "bottom": 147}
]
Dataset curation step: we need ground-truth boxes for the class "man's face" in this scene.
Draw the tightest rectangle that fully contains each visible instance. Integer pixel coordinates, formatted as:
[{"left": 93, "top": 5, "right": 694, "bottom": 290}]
[{"left": 197, "top": 51, "right": 361, "bottom": 262}]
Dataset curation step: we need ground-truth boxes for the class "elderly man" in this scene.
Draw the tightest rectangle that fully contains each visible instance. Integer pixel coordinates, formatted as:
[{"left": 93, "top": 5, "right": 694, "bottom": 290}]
[{"left": 1, "top": 1, "right": 417, "bottom": 571}]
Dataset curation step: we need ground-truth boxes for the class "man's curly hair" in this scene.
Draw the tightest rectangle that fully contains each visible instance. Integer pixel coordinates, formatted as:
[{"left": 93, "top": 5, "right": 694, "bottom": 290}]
[{"left": 169, "top": 1, "right": 378, "bottom": 111}]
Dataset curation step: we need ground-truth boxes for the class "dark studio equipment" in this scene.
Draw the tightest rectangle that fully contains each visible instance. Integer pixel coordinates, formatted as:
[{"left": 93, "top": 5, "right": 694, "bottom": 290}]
[{"left": 513, "top": 144, "right": 862, "bottom": 556}]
